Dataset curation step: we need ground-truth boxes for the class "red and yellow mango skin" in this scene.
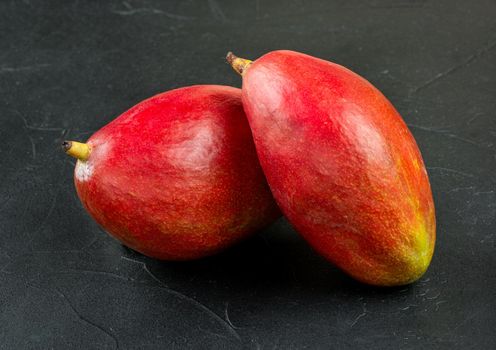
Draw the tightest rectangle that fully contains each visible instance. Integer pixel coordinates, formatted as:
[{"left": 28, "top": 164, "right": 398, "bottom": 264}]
[
  {"left": 237, "top": 51, "right": 436, "bottom": 286},
  {"left": 73, "top": 85, "right": 280, "bottom": 260}
]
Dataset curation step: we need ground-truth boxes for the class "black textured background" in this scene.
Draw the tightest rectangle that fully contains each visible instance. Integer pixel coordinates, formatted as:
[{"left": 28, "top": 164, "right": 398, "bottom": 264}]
[{"left": 1, "top": 0, "right": 495, "bottom": 349}]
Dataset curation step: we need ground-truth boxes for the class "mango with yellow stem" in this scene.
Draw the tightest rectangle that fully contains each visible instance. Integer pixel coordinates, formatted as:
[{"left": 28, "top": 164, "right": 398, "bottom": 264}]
[
  {"left": 63, "top": 85, "right": 280, "bottom": 260},
  {"left": 227, "top": 51, "right": 436, "bottom": 286}
]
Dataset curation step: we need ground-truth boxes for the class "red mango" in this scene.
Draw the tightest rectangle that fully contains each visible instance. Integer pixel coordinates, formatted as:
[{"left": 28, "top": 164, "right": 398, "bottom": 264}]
[
  {"left": 63, "top": 85, "right": 280, "bottom": 260},
  {"left": 228, "top": 51, "right": 436, "bottom": 286}
]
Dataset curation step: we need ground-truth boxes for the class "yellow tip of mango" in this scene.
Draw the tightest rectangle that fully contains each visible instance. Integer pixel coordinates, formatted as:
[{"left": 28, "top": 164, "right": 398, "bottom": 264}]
[
  {"left": 226, "top": 52, "right": 253, "bottom": 76},
  {"left": 62, "top": 141, "right": 90, "bottom": 161}
]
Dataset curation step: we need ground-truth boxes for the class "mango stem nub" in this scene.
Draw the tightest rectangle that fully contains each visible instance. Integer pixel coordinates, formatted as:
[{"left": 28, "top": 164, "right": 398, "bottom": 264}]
[
  {"left": 226, "top": 52, "right": 253, "bottom": 76},
  {"left": 62, "top": 141, "right": 90, "bottom": 161}
]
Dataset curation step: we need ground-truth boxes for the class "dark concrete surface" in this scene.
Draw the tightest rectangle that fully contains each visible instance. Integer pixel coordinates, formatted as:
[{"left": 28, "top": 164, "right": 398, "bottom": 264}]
[{"left": 1, "top": 0, "right": 495, "bottom": 349}]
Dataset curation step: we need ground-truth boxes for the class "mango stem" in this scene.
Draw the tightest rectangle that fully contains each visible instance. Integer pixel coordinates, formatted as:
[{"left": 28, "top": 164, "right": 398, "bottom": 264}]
[
  {"left": 226, "top": 52, "right": 252, "bottom": 76},
  {"left": 62, "top": 141, "right": 90, "bottom": 161}
]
